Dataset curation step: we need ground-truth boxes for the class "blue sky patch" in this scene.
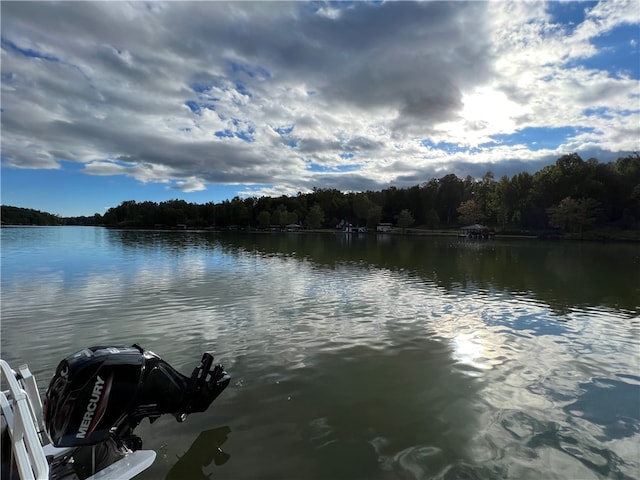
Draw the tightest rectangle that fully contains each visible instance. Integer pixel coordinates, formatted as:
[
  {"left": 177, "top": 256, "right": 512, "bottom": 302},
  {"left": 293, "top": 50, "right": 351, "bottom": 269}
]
[
  {"left": 275, "top": 125, "right": 295, "bottom": 136},
  {"left": 546, "top": 2, "right": 597, "bottom": 33},
  {"left": 185, "top": 100, "right": 216, "bottom": 115},
  {"left": 339, "top": 152, "right": 355, "bottom": 159},
  {"left": 235, "top": 82, "right": 251, "bottom": 97},
  {"left": 307, "top": 162, "right": 361, "bottom": 173},
  {"left": 215, "top": 129, "right": 234, "bottom": 138},
  {"left": 421, "top": 139, "right": 462, "bottom": 153},
  {"left": 236, "top": 126, "right": 255, "bottom": 143},
  {"left": 190, "top": 81, "right": 216, "bottom": 94},
  {"left": 185, "top": 100, "right": 200, "bottom": 113},
  {"left": 190, "top": 82, "right": 211, "bottom": 94},
  {"left": 420, "top": 140, "right": 485, "bottom": 155},
  {"left": 1, "top": 37, "right": 59, "bottom": 62},
  {"left": 583, "top": 107, "right": 614, "bottom": 119},
  {"left": 229, "top": 61, "right": 271, "bottom": 80},
  {"left": 275, "top": 125, "right": 296, "bottom": 146},
  {"left": 482, "top": 126, "right": 597, "bottom": 151},
  {"left": 567, "top": 24, "right": 640, "bottom": 79},
  {"left": 214, "top": 126, "right": 255, "bottom": 142}
]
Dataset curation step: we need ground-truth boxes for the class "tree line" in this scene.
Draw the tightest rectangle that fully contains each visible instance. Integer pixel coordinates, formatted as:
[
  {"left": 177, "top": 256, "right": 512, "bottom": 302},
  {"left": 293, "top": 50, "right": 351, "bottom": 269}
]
[
  {"left": 99, "top": 154, "right": 639, "bottom": 235},
  {"left": 3, "top": 154, "right": 639, "bottom": 236},
  {"left": 1, "top": 205, "right": 64, "bottom": 226},
  {"left": 0, "top": 205, "right": 102, "bottom": 226}
]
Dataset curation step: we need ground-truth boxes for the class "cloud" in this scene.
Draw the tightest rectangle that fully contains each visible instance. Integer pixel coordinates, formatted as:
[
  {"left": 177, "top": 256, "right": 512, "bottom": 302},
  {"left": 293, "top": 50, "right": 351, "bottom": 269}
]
[{"left": 1, "top": 1, "right": 638, "bottom": 197}]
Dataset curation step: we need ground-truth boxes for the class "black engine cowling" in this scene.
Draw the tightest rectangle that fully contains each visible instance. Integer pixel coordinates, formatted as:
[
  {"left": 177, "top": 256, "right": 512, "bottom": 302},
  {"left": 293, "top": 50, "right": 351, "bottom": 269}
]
[{"left": 43, "top": 345, "right": 230, "bottom": 447}]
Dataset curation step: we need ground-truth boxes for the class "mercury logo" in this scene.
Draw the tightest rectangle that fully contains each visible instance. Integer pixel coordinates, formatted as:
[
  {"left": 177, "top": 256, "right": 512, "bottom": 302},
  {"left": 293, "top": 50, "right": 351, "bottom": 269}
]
[{"left": 76, "top": 375, "right": 110, "bottom": 439}]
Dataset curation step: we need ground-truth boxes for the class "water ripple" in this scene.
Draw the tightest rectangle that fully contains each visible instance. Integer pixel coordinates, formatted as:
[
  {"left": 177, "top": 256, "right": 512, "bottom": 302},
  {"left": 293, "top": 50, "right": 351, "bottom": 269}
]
[{"left": 2, "top": 228, "right": 638, "bottom": 480}]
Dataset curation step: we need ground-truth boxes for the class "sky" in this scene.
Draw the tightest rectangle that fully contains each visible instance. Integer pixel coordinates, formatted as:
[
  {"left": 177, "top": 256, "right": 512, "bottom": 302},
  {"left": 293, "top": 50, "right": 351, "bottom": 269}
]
[{"left": 1, "top": 1, "right": 639, "bottom": 217}]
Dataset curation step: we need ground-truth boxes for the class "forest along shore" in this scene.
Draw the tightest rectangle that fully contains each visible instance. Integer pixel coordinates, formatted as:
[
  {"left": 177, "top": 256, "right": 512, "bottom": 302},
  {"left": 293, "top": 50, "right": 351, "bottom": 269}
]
[{"left": 2, "top": 154, "right": 638, "bottom": 242}]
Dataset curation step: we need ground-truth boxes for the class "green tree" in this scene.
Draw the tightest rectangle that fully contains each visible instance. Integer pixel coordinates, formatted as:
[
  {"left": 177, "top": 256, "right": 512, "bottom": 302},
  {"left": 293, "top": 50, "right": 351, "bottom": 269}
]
[
  {"left": 510, "top": 172, "right": 534, "bottom": 228},
  {"left": 366, "top": 205, "right": 383, "bottom": 228},
  {"left": 257, "top": 210, "right": 271, "bottom": 229},
  {"left": 229, "top": 197, "right": 250, "bottom": 226},
  {"left": 420, "top": 181, "right": 439, "bottom": 227},
  {"left": 435, "top": 174, "right": 464, "bottom": 225},
  {"left": 475, "top": 171, "right": 497, "bottom": 223},
  {"left": 310, "top": 188, "right": 349, "bottom": 225},
  {"left": 547, "top": 197, "right": 599, "bottom": 234},
  {"left": 285, "top": 210, "right": 299, "bottom": 226},
  {"left": 271, "top": 205, "right": 287, "bottom": 227},
  {"left": 200, "top": 202, "right": 217, "bottom": 227},
  {"left": 0, "top": 206, "right": 63, "bottom": 225},
  {"left": 396, "top": 209, "right": 415, "bottom": 232},
  {"left": 306, "top": 204, "right": 325, "bottom": 229},
  {"left": 456, "top": 199, "right": 484, "bottom": 225},
  {"left": 424, "top": 208, "right": 440, "bottom": 228},
  {"left": 352, "top": 193, "right": 373, "bottom": 223},
  {"left": 493, "top": 175, "right": 512, "bottom": 229}
]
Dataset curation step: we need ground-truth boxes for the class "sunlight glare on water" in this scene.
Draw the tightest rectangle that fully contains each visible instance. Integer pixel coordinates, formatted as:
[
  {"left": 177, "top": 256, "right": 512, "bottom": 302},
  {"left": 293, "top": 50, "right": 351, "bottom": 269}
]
[{"left": 1, "top": 227, "right": 638, "bottom": 479}]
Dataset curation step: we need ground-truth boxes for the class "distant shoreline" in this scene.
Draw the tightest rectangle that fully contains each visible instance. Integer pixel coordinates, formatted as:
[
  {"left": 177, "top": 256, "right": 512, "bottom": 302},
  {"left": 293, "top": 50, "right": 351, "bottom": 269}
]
[{"left": 5, "top": 223, "right": 636, "bottom": 243}]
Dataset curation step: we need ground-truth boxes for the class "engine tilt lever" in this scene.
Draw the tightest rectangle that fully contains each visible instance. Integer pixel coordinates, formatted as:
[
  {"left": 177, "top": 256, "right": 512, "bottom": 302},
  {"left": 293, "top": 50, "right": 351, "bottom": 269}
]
[{"left": 181, "top": 353, "right": 231, "bottom": 418}]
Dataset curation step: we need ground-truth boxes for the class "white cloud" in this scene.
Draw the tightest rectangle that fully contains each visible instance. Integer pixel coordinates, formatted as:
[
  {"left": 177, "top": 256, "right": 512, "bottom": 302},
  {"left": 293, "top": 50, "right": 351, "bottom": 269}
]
[
  {"left": 1, "top": 0, "right": 637, "bottom": 197},
  {"left": 171, "top": 177, "right": 207, "bottom": 193}
]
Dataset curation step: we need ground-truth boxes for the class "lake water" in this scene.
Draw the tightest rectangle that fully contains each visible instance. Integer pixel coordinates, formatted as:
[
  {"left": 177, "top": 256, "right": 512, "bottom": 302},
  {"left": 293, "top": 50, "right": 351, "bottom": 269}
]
[{"left": 1, "top": 227, "right": 639, "bottom": 479}]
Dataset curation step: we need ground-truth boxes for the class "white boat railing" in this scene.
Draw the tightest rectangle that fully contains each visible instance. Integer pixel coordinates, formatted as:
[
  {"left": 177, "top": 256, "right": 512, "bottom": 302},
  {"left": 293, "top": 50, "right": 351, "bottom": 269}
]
[
  {"left": 1, "top": 359, "right": 157, "bottom": 480},
  {"left": 0, "top": 359, "right": 50, "bottom": 480},
  {"left": 16, "top": 364, "right": 48, "bottom": 445}
]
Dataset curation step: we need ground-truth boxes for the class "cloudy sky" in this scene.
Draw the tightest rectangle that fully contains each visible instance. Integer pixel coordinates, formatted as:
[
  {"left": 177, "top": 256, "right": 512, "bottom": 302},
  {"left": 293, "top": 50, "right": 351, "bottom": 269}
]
[{"left": 1, "top": 1, "right": 638, "bottom": 217}]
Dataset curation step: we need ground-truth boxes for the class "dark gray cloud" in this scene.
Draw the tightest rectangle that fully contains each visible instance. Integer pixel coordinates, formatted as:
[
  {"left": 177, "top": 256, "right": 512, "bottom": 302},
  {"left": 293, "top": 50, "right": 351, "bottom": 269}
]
[{"left": 1, "top": 1, "right": 636, "bottom": 198}]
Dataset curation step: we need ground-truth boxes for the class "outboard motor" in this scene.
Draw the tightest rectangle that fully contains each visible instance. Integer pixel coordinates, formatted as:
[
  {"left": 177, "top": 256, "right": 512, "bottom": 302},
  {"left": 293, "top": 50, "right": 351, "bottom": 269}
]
[{"left": 43, "top": 344, "right": 230, "bottom": 450}]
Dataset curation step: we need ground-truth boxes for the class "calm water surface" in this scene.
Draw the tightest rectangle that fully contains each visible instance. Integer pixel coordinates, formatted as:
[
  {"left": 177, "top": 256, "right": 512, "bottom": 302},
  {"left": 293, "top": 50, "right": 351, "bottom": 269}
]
[{"left": 1, "top": 227, "right": 639, "bottom": 479}]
